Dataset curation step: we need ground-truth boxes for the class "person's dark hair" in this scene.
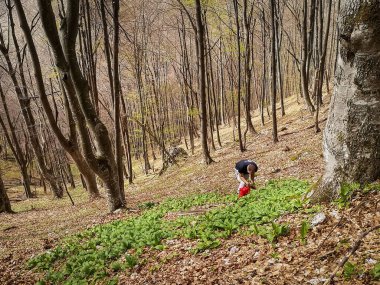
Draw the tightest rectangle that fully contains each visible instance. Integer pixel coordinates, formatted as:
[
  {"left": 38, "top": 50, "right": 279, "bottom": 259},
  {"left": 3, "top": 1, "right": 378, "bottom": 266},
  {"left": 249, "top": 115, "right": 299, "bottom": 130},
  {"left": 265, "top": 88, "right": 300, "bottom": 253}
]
[{"left": 247, "top": 163, "right": 257, "bottom": 173}]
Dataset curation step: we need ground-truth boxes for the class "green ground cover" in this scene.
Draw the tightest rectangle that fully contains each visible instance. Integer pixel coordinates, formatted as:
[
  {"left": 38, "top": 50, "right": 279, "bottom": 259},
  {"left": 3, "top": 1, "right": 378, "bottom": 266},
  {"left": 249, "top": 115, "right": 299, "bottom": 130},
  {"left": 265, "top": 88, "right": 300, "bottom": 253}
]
[{"left": 29, "top": 179, "right": 310, "bottom": 284}]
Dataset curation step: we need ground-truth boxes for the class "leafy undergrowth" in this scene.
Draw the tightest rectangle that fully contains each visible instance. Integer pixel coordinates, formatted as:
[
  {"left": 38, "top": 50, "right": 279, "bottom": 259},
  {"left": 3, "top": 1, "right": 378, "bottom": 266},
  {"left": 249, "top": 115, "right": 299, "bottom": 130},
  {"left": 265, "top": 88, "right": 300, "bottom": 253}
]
[{"left": 29, "top": 179, "right": 309, "bottom": 284}]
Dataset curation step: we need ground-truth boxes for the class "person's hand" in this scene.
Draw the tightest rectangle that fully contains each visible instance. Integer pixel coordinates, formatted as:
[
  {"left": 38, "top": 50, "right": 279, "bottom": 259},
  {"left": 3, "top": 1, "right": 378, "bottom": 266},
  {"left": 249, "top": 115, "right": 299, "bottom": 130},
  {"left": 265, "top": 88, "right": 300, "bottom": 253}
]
[{"left": 249, "top": 183, "right": 256, "bottom": 189}]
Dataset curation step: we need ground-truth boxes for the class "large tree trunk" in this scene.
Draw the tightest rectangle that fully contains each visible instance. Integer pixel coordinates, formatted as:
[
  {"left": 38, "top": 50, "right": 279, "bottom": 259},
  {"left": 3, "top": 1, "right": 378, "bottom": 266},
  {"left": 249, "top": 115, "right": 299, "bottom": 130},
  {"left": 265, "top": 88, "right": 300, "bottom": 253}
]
[{"left": 311, "top": 0, "right": 380, "bottom": 202}]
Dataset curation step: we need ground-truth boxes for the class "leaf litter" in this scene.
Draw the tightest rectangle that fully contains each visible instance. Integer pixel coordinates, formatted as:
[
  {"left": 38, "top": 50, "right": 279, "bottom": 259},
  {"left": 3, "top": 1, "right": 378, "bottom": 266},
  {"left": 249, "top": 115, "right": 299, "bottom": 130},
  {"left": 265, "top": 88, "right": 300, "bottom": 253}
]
[{"left": 1, "top": 99, "right": 379, "bottom": 284}]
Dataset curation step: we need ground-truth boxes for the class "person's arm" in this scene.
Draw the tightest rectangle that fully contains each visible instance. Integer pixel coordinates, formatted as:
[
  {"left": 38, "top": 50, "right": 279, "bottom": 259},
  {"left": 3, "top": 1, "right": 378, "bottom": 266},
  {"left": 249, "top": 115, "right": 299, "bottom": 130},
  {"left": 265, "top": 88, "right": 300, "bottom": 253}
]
[
  {"left": 239, "top": 173, "right": 250, "bottom": 185},
  {"left": 249, "top": 172, "right": 256, "bottom": 189},
  {"left": 249, "top": 172, "right": 255, "bottom": 183}
]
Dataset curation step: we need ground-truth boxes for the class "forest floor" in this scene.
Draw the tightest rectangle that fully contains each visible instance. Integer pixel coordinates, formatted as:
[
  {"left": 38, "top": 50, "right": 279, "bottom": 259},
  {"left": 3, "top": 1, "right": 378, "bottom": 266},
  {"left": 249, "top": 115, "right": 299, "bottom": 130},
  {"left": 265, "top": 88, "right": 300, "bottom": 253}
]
[{"left": 0, "top": 95, "right": 379, "bottom": 285}]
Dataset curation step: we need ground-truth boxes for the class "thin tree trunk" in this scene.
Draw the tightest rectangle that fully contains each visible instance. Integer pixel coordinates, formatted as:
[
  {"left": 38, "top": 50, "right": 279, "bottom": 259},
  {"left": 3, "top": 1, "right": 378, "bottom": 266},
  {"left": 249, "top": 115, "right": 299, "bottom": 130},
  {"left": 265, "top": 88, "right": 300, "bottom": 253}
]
[
  {"left": 261, "top": 8, "right": 266, "bottom": 126},
  {"left": 243, "top": 0, "right": 256, "bottom": 137},
  {"left": 270, "top": 0, "right": 279, "bottom": 143},
  {"left": 0, "top": 23, "right": 63, "bottom": 198},
  {"left": 195, "top": 0, "right": 213, "bottom": 164},
  {"left": 112, "top": 0, "right": 125, "bottom": 204},
  {"left": 233, "top": 0, "right": 245, "bottom": 152},
  {"left": 301, "top": 0, "right": 316, "bottom": 112},
  {"left": 0, "top": 82, "right": 32, "bottom": 198}
]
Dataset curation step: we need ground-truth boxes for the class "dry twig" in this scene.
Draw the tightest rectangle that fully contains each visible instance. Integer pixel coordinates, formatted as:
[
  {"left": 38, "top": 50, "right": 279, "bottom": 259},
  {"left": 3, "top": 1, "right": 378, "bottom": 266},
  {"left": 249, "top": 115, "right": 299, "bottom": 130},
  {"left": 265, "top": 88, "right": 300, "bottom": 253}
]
[{"left": 323, "top": 224, "right": 380, "bottom": 285}]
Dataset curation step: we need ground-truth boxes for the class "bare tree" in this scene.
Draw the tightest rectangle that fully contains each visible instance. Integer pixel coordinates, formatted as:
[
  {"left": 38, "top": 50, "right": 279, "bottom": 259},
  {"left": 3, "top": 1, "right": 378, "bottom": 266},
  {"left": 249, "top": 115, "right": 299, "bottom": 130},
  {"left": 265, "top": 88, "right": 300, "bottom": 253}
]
[
  {"left": 232, "top": 0, "right": 245, "bottom": 152},
  {"left": 0, "top": 81, "right": 32, "bottom": 198},
  {"left": 34, "top": 0, "right": 125, "bottom": 211},
  {"left": 195, "top": 0, "right": 213, "bottom": 164},
  {"left": 112, "top": 0, "right": 125, "bottom": 202},
  {"left": 13, "top": 0, "right": 100, "bottom": 200},
  {"left": 0, "top": 7, "right": 64, "bottom": 198},
  {"left": 270, "top": 0, "right": 278, "bottom": 143},
  {"left": 242, "top": 0, "right": 256, "bottom": 138}
]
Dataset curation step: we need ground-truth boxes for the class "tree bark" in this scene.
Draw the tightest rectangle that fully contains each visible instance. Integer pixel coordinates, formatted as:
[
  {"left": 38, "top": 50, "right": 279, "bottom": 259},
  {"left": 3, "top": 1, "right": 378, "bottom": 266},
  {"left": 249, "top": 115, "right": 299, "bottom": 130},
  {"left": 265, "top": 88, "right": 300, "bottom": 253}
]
[
  {"left": 35, "top": 0, "right": 124, "bottom": 211},
  {"left": 243, "top": 0, "right": 256, "bottom": 136},
  {"left": 195, "top": 0, "right": 213, "bottom": 164},
  {"left": 233, "top": 0, "right": 245, "bottom": 152},
  {"left": 300, "top": 0, "right": 316, "bottom": 112},
  {"left": 0, "top": 171, "right": 12, "bottom": 213},
  {"left": 0, "top": 18, "right": 63, "bottom": 198},
  {"left": 311, "top": 0, "right": 380, "bottom": 202},
  {"left": 13, "top": 0, "right": 100, "bottom": 200},
  {"left": 0, "top": 82, "right": 32, "bottom": 198},
  {"left": 270, "top": 0, "right": 279, "bottom": 143},
  {"left": 260, "top": 8, "right": 267, "bottom": 126},
  {"left": 112, "top": 0, "right": 125, "bottom": 203}
]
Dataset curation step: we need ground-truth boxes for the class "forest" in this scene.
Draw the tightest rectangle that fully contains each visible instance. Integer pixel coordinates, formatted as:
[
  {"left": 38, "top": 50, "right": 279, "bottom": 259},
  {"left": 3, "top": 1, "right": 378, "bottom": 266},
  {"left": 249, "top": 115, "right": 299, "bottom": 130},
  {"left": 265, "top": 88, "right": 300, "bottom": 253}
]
[{"left": 0, "top": 0, "right": 379, "bottom": 284}]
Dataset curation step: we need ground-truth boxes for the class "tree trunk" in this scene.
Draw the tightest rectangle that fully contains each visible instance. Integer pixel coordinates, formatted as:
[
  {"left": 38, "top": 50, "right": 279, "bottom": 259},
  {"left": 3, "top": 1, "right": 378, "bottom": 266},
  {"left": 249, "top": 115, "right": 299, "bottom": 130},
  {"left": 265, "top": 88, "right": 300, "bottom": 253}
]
[
  {"left": 233, "top": 0, "right": 245, "bottom": 152},
  {"left": 99, "top": 0, "right": 114, "bottom": 101},
  {"left": 260, "top": 8, "right": 266, "bottom": 126},
  {"left": 1, "top": 5, "right": 63, "bottom": 198},
  {"left": 300, "top": 0, "right": 316, "bottom": 112},
  {"left": 14, "top": 0, "right": 100, "bottom": 199},
  {"left": 112, "top": 0, "right": 125, "bottom": 203},
  {"left": 195, "top": 0, "right": 213, "bottom": 164},
  {"left": 270, "top": 0, "right": 279, "bottom": 143},
  {"left": 243, "top": 0, "right": 256, "bottom": 136},
  {"left": 0, "top": 82, "right": 32, "bottom": 198},
  {"left": 0, "top": 172, "right": 12, "bottom": 213},
  {"left": 35, "top": 0, "right": 124, "bottom": 211},
  {"left": 311, "top": 0, "right": 380, "bottom": 202}
]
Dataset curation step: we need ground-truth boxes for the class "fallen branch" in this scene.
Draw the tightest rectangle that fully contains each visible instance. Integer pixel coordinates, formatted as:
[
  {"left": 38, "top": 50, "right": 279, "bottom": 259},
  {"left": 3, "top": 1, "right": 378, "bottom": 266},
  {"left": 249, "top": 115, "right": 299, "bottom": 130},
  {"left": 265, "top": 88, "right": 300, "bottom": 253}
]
[
  {"left": 315, "top": 199, "right": 365, "bottom": 252},
  {"left": 323, "top": 224, "right": 380, "bottom": 285}
]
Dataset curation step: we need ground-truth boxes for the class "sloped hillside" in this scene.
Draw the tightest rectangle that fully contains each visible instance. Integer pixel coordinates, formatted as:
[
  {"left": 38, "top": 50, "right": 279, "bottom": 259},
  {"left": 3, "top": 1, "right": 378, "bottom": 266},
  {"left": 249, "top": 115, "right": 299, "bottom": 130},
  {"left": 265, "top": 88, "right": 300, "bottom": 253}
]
[{"left": 1, "top": 97, "right": 379, "bottom": 285}]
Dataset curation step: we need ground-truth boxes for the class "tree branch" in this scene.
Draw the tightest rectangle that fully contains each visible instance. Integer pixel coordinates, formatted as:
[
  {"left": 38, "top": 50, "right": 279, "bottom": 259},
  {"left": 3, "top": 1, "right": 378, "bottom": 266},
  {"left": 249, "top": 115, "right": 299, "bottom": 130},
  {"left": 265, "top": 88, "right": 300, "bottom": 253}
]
[{"left": 323, "top": 225, "right": 380, "bottom": 285}]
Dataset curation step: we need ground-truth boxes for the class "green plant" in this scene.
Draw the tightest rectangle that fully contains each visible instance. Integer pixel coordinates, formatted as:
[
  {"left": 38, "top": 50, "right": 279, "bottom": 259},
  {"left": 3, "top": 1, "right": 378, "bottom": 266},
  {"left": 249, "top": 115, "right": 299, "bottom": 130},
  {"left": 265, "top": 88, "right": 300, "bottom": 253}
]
[
  {"left": 193, "top": 239, "right": 221, "bottom": 253},
  {"left": 370, "top": 262, "right": 380, "bottom": 280},
  {"left": 304, "top": 205, "right": 321, "bottom": 213},
  {"left": 110, "top": 261, "right": 123, "bottom": 272},
  {"left": 125, "top": 254, "right": 138, "bottom": 268},
  {"left": 363, "top": 182, "right": 380, "bottom": 194},
  {"left": 270, "top": 252, "right": 280, "bottom": 260},
  {"left": 268, "top": 222, "right": 290, "bottom": 243},
  {"left": 336, "top": 183, "right": 360, "bottom": 208},
  {"left": 343, "top": 262, "right": 357, "bottom": 280},
  {"left": 300, "top": 220, "right": 310, "bottom": 245},
  {"left": 28, "top": 179, "right": 309, "bottom": 284},
  {"left": 138, "top": 201, "right": 157, "bottom": 210}
]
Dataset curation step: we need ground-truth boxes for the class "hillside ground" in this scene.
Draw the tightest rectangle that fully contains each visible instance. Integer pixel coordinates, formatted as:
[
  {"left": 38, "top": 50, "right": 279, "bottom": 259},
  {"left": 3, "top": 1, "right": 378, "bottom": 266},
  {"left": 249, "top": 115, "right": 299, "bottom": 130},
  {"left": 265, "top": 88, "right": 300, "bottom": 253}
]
[{"left": 0, "top": 96, "right": 379, "bottom": 284}]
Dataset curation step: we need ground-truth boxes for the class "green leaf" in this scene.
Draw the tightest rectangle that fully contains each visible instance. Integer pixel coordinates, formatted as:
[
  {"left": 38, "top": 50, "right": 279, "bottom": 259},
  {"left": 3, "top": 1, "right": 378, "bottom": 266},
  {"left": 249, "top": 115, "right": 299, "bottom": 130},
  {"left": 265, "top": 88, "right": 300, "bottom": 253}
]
[
  {"left": 343, "top": 262, "right": 357, "bottom": 280},
  {"left": 371, "top": 262, "right": 380, "bottom": 280},
  {"left": 300, "top": 220, "right": 310, "bottom": 245}
]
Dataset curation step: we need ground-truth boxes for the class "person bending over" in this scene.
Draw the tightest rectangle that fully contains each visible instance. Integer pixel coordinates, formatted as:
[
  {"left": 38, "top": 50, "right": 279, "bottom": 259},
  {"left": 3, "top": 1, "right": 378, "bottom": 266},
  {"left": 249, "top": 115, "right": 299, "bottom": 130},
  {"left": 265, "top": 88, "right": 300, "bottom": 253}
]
[{"left": 234, "top": 159, "right": 258, "bottom": 193}]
